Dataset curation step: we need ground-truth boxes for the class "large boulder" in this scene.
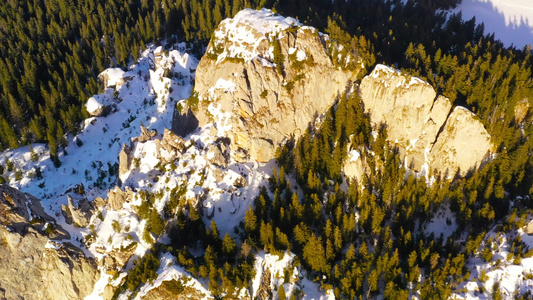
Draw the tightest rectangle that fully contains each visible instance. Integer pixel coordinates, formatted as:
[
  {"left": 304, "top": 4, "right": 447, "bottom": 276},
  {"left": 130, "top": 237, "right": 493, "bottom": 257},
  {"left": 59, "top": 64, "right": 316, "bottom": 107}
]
[
  {"left": 192, "top": 8, "right": 363, "bottom": 162},
  {"left": 61, "top": 196, "right": 95, "bottom": 228},
  {"left": 358, "top": 64, "right": 494, "bottom": 177}
]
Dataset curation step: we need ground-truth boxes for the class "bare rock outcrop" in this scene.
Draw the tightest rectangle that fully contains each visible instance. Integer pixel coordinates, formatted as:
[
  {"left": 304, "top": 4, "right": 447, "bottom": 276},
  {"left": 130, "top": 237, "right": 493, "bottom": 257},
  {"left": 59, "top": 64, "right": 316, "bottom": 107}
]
[
  {"left": 358, "top": 64, "right": 494, "bottom": 177},
  {"left": 155, "top": 128, "right": 187, "bottom": 163},
  {"left": 192, "top": 9, "right": 363, "bottom": 162},
  {"left": 0, "top": 227, "right": 99, "bottom": 300},
  {"left": 119, "top": 143, "right": 132, "bottom": 180},
  {"left": 61, "top": 196, "right": 95, "bottom": 227},
  {"left": 255, "top": 266, "right": 272, "bottom": 300},
  {"left": 428, "top": 107, "right": 493, "bottom": 176},
  {"left": 0, "top": 185, "right": 99, "bottom": 299},
  {"left": 106, "top": 186, "right": 135, "bottom": 211},
  {"left": 0, "top": 184, "right": 54, "bottom": 232},
  {"left": 206, "top": 139, "right": 230, "bottom": 168},
  {"left": 141, "top": 279, "right": 212, "bottom": 300}
]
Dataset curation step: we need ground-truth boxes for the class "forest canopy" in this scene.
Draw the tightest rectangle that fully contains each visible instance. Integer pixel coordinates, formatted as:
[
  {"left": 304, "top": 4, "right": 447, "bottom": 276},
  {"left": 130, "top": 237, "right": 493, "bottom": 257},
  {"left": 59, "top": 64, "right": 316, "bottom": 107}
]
[
  {"left": 4, "top": 0, "right": 533, "bottom": 298},
  {"left": 1, "top": 0, "right": 528, "bottom": 158}
]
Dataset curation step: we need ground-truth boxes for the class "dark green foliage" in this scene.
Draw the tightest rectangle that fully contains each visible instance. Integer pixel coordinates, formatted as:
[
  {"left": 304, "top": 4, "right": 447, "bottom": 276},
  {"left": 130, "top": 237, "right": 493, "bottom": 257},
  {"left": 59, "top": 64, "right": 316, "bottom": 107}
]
[
  {"left": 12, "top": 0, "right": 533, "bottom": 297},
  {"left": 113, "top": 251, "right": 160, "bottom": 298}
]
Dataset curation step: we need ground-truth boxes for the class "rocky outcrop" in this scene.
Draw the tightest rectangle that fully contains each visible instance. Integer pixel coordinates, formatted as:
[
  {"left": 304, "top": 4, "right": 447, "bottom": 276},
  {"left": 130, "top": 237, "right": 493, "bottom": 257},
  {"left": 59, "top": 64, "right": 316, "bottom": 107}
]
[
  {"left": 85, "top": 90, "right": 117, "bottom": 117},
  {"left": 255, "top": 266, "right": 272, "bottom": 300},
  {"left": 0, "top": 227, "right": 99, "bottom": 300},
  {"left": 358, "top": 64, "right": 493, "bottom": 177},
  {"left": 155, "top": 128, "right": 187, "bottom": 163},
  {"left": 428, "top": 107, "right": 493, "bottom": 177},
  {"left": 141, "top": 279, "right": 212, "bottom": 300},
  {"left": 192, "top": 9, "right": 363, "bottom": 162},
  {"left": 133, "top": 125, "right": 158, "bottom": 143},
  {"left": 343, "top": 148, "right": 370, "bottom": 182},
  {"left": 119, "top": 143, "right": 132, "bottom": 180},
  {"left": 98, "top": 68, "right": 125, "bottom": 89},
  {"left": 524, "top": 221, "right": 533, "bottom": 235},
  {"left": 192, "top": 9, "right": 491, "bottom": 176},
  {"left": 105, "top": 186, "right": 135, "bottom": 211},
  {"left": 0, "top": 185, "right": 99, "bottom": 299},
  {"left": 206, "top": 138, "right": 230, "bottom": 168},
  {"left": 0, "top": 184, "right": 54, "bottom": 232},
  {"left": 61, "top": 196, "right": 95, "bottom": 227}
]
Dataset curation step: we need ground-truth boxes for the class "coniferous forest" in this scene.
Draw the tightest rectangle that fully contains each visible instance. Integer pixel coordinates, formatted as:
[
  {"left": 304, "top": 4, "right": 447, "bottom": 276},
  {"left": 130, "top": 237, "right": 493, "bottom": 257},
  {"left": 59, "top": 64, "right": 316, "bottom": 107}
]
[{"left": 3, "top": 0, "right": 533, "bottom": 298}]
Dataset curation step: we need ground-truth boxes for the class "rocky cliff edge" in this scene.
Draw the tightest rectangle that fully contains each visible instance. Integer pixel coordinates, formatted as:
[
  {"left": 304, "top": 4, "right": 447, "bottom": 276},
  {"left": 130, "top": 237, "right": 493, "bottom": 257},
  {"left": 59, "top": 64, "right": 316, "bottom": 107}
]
[
  {"left": 357, "top": 64, "right": 494, "bottom": 178},
  {"left": 191, "top": 8, "right": 363, "bottom": 162},
  {"left": 0, "top": 185, "right": 99, "bottom": 300}
]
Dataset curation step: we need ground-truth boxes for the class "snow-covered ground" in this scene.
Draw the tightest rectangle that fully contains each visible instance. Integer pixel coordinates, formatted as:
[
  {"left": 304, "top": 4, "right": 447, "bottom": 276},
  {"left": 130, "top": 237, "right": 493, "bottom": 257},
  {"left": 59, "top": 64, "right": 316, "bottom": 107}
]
[
  {"left": 4, "top": 6, "right": 533, "bottom": 300},
  {"left": 454, "top": 0, "right": 533, "bottom": 48},
  {"left": 452, "top": 222, "right": 533, "bottom": 299},
  {"left": 0, "top": 9, "right": 335, "bottom": 297}
]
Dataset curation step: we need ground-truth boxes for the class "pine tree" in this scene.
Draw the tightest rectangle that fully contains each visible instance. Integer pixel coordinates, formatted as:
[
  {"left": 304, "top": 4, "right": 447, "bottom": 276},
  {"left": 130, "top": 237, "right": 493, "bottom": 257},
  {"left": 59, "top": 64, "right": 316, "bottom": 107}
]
[{"left": 278, "top": 283, "right": 287, "bottom": 300}]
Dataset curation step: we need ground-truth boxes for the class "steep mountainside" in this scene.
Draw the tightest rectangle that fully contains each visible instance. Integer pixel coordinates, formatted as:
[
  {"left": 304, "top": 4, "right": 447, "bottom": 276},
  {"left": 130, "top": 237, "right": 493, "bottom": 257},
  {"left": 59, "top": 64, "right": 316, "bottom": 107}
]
[
  {"left": 193, "top": 9, "right": 492, "bottom": 178},
  {"left": 192, "top": 8, "right": 363, "bottom": 162},
  {"left": 0, "top": 185, "right": 99, "bottom": 300},
  {"left": 358, "top": 65, "right": 493, "bottom": 178},
  {"left": 1, "top": 7, "right": 533, "bottom": 300}
]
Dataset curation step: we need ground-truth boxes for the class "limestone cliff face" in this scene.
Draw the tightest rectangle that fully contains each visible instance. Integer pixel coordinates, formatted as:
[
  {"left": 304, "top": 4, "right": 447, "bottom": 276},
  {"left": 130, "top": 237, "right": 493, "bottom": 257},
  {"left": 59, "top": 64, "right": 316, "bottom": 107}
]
[
  {"left": 192, "top": 9, "right": 491, "bottom": 176},
  {"left": 359, "top": 65, "right": 493, "bottom": 177},
  {"left": 0, "top": 185, "right": 99, "bottom": 300},
  {"left": 192, "top": 9, "right": 362, "bottom": 162},
  {"left": 428, "top": 107, "right": 493, "bottom": 176}
]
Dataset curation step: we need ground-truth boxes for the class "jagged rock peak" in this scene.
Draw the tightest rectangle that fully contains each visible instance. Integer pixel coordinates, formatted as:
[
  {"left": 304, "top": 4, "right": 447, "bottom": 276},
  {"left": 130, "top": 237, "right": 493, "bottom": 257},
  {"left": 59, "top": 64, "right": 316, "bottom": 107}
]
[
  {"left": 193, "top": 8, "right": 363, "bottom": 162},
  {"left": 208, "top": 8, "right": 303, "bottom": 63},
  {"left": 357, "top": 64, "right": 494, "bottom": 178}
]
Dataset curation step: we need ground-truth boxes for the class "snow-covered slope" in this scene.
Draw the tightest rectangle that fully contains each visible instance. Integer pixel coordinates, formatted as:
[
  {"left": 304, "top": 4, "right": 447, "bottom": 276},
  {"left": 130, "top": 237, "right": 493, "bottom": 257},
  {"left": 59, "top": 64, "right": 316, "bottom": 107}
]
[
  {"left": 0, "top": 30, "right": 331, "bottom": 297},
  {"left": 454, "top": 0, "right": 533, "bottom": 48}
]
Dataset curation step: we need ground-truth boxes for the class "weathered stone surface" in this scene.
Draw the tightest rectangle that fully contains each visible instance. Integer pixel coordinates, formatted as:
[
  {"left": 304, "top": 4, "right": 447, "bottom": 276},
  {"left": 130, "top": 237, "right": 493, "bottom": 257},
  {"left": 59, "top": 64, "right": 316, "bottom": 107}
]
[
  {"left": 106, "top": 186, "right": 135, "bottom": 211},
  {"left": 524, "top": 221, "right": 533, "bottom": 235},
  {"left": 0, "top": 184, "right": 54, "bottom": 232},
  {"left": 134, "top": 125, "right": 158, "bottom": 143},
  {"left": 61, "top": 196, "right": 95, "bottom": 227},
  {"left": 428, "top": 107, "right": 493, "bottom": 177},
  {"left": 155, "top": 128, "right": 186, "bottom": 163},
  {"left": 343, "top": 148, "right": 368, "bottom": 182},
  {"left": 119, "top": 143, "right": 132, "bottom": 180},
  {"left": 93, "top": 196, "right": 107, "bottom": 208},
  {"left": 206, "top": 141, "right": 230, "bottom": 168},
  {"left": 162, "top": 128, "right": 186, "bottom": 152},
  {"left": 141, "top": 279, "right": 212, "bottom": 300},
  {"left": 233, "top": 176, "right": 248, "bottom": 188},
  {"left": 255, "top": 266, "right": 272, "bottom": 300},
  {"left": 0, "top": 185, "right": 99, "bottom": 300},
  {"left": 0, "top": 227, "right": 99, "bottom": 300},
  {"left": 358, "top": 64, "right": 493, "bottom": 177},
  {"left": 192, "top": 9, "right": 362, "bottom": 162}
]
